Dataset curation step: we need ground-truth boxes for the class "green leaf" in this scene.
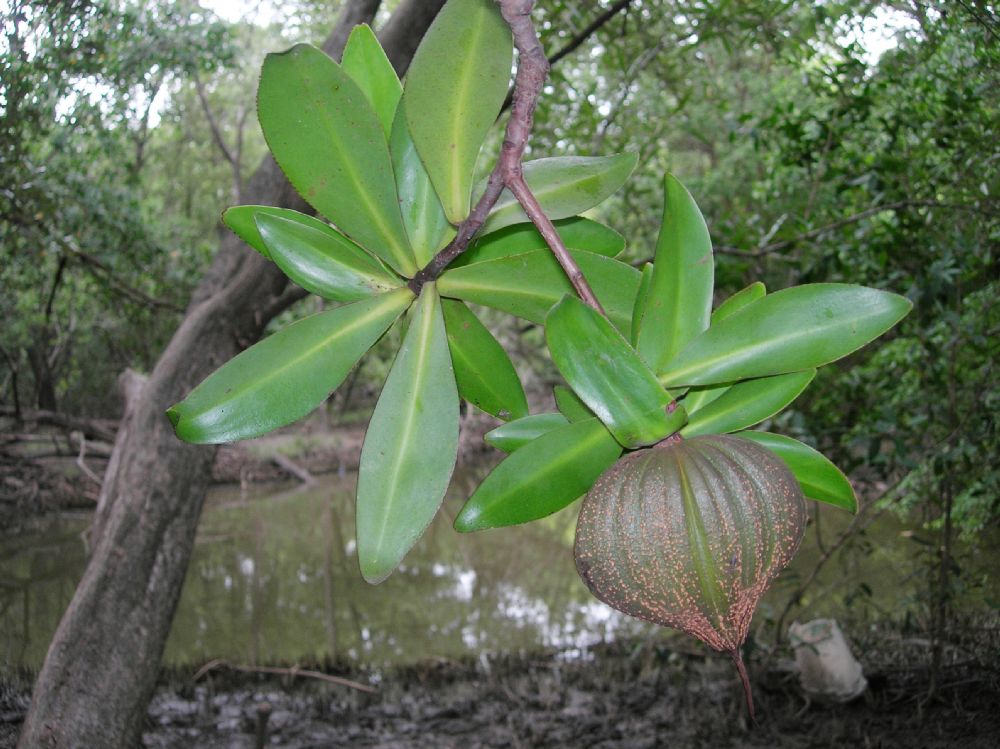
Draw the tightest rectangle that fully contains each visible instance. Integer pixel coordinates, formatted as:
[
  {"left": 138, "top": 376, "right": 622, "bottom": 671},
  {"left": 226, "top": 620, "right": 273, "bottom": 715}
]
[
  {"left": 481, "top": 154, "right": 639, "bottom": 234},
  {"left": 554, "top": 385, "right": 592, "bottom": 422},
  {"left": 441, "top": 298, "right": 527, "bottom": 420},
  {"left": 680, "top": 369, "right": 816, "bottom": 437},
  {"left": 403, "top": 0, "right": 512, "bottom": 223},
  {"left": 630, "top": 262, "right": 654, "bottom": 346},
  {"left": 255, "top": 214, "right": 401, "bottom": 302},
  {"left": 452, "top": 217, "right": 625, "bottom": 268},
  {"left": 634, "top": 174, "right": 714, "bottom": 373},
  {"left": 438, "top": 250, "right": 642, "bottom": 335},
  {"left": 680, "top": 382, "right": 730, "bottom": 415},
  {"left": 735, "top": 431, "right": 857, "bottom": 512},
  {"left": 546, "top": 295, "right": 684, "bottom": 448},
  {"left": 389, "top": 98, "right": 452, "bottom": 267},
  {"left": 679, "top": 284, "right": 769, "bottom": 413},
  {"left": 713, "top": 281, "right": 766, "bottom": 324},
  {"left": 223, "top": 205, "right": 333, "bottom": 260},
  {"left": 455, "top": 417, "right": 622, "bottom": 531},
  {"left": 485, "top": 412, "right": 569, "bottom": 452},
  {"left": 340, "top": 24, "right": 401, "bottom": 140},
  {"left": 356, "top": 285, "right": 459, "bottom": 583},
  {"left": 167, "top": 289, "right": 413, "bottom": 444},
  {"left": 659, "top": 283, "right": 913, "bottom": 387},
  {"left": 258, "top": 43, "right": 415, "bottom": 275}
]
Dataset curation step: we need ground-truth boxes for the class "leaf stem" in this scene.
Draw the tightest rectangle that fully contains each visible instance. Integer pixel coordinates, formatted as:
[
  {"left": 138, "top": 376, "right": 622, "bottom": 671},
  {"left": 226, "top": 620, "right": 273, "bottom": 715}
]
[
  {"left": 409, "top": 0, "right": 603, "bottom": 314},
  {"left": 728, "top": 647, "right": 757, "bottom": 725}
]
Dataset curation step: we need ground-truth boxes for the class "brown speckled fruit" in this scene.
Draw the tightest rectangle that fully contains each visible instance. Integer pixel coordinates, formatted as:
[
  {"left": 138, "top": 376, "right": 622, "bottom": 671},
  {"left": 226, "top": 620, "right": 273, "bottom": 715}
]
[{"left": 574, "top": 434, "right": 807, "bottom": 719}]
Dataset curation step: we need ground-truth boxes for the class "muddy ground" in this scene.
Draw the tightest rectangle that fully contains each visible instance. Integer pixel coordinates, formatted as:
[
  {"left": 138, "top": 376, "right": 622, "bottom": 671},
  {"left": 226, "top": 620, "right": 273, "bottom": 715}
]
[
  {"left": 4, "top": 414, "right": 999, "bottom": 747},
  {"left": 3, "top": 632, "right": 998, "bottom": 749}
]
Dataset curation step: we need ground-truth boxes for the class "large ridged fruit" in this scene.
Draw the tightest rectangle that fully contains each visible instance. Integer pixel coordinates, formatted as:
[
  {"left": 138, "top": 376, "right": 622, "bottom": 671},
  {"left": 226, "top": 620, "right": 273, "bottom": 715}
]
[{"left": 574, "top": 434, "right": 807, "bottom": 718}]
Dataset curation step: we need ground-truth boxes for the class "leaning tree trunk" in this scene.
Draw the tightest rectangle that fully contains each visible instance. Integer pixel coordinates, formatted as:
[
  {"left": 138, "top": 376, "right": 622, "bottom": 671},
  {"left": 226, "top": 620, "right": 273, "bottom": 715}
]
[{"left": 16, "top": 2, "right": 444, "bottom": 746}]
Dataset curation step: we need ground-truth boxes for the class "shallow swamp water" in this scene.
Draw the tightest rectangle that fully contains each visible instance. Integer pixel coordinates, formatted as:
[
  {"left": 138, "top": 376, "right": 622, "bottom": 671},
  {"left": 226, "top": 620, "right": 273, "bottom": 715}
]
[{"left": 2, "top": 466, "right": 999, "bottom": 747}]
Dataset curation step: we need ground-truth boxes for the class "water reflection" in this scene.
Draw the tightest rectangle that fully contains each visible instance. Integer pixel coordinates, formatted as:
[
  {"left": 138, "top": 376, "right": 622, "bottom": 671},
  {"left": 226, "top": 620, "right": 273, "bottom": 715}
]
[
  {"left": 2, "top": 469, "right": 998, "bottom": 671},
  {"left": 159, "top": 468, "right": 650, "bottom": 668}
]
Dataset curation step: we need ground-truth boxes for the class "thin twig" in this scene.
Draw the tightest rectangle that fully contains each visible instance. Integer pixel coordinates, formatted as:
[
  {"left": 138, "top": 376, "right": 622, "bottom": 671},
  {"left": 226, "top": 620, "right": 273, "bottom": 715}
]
[
  {"left": 711, "top": 199, "right": 999, "bottom": 259},
  {"left": 59, "top": 238, "right": 184, "bottom": 312},
  {"left": 500, "top": 0, "right": 634, "bottom": 112},
  {"left": 195, "top": 73, "right": 244, "bottom": 201},
  {"left": 773, "top": 476, "right": 907, "bottom": 643},
  {"left": 507, "top": 174, "right": 605, "bottom": 313},
  {"left": 410, "top": 0, "right": 603, "bottom": 313},
  {"left": 192, "top": 658, "right": 377, "bottom": 693}
]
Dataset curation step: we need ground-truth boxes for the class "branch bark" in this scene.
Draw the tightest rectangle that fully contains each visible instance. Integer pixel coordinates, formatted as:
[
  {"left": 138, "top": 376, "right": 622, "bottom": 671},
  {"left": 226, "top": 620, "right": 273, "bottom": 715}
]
[
  {"left": 500, "top": 0, "right": 634, "bottom": 113},
  {"left": 16, "top": 3, "right": 448, "bottom": 747},
  {"left": 410, "top": 0, "right": 603, "bottom": 313}
]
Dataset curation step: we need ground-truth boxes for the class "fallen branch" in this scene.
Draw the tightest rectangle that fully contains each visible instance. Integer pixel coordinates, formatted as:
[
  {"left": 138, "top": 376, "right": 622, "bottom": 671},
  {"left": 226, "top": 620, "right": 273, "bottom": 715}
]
[
  {"left": 270, "top": 452, "right": 317, "bottom": 485},
  {"left": 192, "top": 659, "right": 377, "bottom": 694},
  {"left": 0, "top": 407, "right": 118, "bottom": 443},
  {"left": 75, "top": 434, "right": 103, "bottom": 485}
]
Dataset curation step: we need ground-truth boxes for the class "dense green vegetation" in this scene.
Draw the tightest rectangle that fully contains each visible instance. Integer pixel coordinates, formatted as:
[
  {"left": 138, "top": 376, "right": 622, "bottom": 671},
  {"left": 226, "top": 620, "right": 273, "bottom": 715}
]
[{"left": 3, "top": 0, "right": 997, "bottom": 626}]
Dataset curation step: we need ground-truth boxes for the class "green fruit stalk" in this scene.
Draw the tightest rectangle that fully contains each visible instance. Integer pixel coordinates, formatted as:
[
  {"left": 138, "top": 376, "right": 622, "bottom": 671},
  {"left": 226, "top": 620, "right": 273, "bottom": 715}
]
[{"left": 574, "top": 434, "right": 807, "bottom": 719}]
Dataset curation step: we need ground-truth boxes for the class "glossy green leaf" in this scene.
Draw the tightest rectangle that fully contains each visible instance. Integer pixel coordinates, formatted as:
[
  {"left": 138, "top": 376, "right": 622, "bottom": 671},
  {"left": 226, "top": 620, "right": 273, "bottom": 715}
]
[
  {"left": 441, "top": 298, "right": 527, "bottom": 420},
  {"left": 680, "top": 369, "right": 815, "bottom": 437},
  {"left": 452, "top": 217, "right": 625, "bottom": 268},
  {"left": 438, "top": 250, "right": 641, "bottom": 335},
  {"left": 455, "top": 417, "right": 622, "bottom": 531},
  {"left": 678, "top": 282, "right": 769, "bottom": 413},
  {"left": 712, "top": 281, "right": 765, "bottom": 324},
  {"left": 634, "top": 174, "right": 714, "bottom": 373},
  {"left": 680, "top": 382, "right": 730, "bottom": 415},
  {"left": 340, "top": 24, "right": 401, "bottom": 140},
  {"left": 167, "top": 289, "right": 413, "bottom": 444},
  {"left": 356, "top": 285, "right": 459, "bottom": 583},
  {"left": 389, "top": 98, "right": 452, "bottom": 267},
  {"left": 735, "top": 431, "right": 857, "bottom": 512},
  {"left": 403, "top": 0, "right": 512, "bottom": 223},
  {"left": 223, "top": 205, "right": 333, "bottom": 260},
  {"left": 485, "top": 412, "right": 569, "bottom": 453},
  {"left": 255, "top": 214, "right": 401, "bottom": 302},
  {"left": 554, "top": 385, "right": 592, "bottom": 422},
  {"left": 659, "top": 283, "right": 913, "bottom": 387},
  {"left": 481, "top": 153, "right": 638, "bottom": 234},
  {"left": 546, "top": 295, "right": 684, "bottom": 448},
  {"left": 630, "top": 262, "right": 654, "bottom": 346},
  {"left": 258, "top": 43, "right": 415, "bottom": 275}
]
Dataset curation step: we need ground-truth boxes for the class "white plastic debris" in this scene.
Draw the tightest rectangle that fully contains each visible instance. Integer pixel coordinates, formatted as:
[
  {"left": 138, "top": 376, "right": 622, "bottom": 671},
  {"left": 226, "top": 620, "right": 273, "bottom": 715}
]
[{"left": 789, "top": 618, "right": 868, "bottom": 702}]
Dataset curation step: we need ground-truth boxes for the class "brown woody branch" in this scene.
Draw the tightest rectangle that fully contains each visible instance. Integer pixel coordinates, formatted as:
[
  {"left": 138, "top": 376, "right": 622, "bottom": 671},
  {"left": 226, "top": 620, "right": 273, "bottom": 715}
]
[
  {"left": 500, "top": 0, "right": 634, "bottom": 113},
  {"left": 409, "top": 0, "right": 602, "bottom": 312},
  {"left": 192, "top": 658, "right": 376, "bottom": 693}
]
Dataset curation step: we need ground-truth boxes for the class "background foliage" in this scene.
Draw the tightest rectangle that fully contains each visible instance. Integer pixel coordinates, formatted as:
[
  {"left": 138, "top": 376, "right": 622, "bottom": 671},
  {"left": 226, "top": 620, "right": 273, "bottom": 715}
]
[{"left": 2, "top": 0, "right": 997, "bottom": 615}]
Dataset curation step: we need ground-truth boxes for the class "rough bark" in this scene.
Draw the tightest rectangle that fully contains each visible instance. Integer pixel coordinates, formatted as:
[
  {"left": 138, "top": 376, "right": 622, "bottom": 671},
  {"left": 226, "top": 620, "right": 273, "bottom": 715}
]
[{"left": 16, "top": 2, "right": 444, "bottom": 747}]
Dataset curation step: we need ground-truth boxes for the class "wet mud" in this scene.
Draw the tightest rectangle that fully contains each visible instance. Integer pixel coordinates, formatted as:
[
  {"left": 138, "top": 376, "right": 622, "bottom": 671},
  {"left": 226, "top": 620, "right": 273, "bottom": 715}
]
[{"left": 3, "top": 635, "right": 997, "bottom": 749}]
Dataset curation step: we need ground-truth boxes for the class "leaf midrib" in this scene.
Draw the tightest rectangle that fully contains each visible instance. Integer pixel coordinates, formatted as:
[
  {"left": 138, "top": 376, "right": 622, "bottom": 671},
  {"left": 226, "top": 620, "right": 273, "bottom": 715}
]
[
  {"left": 447, "top": 11, "right": 486, "bottom": 215},
  {"left": 260, "top": 217, "right": 399, "bottom": 288},
  {"left": 290, "top": 53, "right": 413, "bottom": 275},
  {"left": 369, "top": 291, "right": 437, "bottom": 562},
  {"left": 660, "top": 300, "right": 892, "bottom": 385},
  {"left": 197, "top": 291, "right": 407, "bottom": 418}
]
